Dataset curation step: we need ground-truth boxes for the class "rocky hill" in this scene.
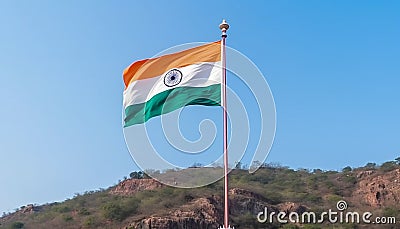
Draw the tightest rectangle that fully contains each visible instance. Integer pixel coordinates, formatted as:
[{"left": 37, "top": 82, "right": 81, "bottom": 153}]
[
  {"left": 1, "top": 161, "right": 399, "bottom": 229},
  {"left": 352, "top": 169, "right": 400, "bottom": 208}
]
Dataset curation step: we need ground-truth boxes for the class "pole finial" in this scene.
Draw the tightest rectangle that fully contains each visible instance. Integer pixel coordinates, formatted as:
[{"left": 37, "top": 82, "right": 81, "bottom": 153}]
[{"left": 219, "top": 19, "right": 229, "bottom": 37}]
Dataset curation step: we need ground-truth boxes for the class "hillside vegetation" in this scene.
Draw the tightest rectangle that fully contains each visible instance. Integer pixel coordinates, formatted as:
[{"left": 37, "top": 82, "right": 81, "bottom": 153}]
[{"left": 1, "top": 159, "right": 399, "bottom": 229}]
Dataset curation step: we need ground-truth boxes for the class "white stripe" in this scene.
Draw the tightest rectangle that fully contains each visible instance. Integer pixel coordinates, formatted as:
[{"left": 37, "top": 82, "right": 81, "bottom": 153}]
[{"left": 123, "top": 61, "right": 222, "bottom": 108}]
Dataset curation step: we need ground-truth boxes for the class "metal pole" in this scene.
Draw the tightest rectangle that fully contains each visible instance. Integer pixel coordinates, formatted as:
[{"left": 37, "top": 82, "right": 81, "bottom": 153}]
[{"left": 219, "top": 19, "right": 230, "bottom": 229}]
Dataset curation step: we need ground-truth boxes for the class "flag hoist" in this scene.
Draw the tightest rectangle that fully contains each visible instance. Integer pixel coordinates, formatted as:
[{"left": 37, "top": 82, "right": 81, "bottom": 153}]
[{"left": 218, "top": 19, "right": 234, "bottom": 229}]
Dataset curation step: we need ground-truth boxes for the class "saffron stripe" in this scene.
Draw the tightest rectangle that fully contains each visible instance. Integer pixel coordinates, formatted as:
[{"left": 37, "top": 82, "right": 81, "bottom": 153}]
[{"left": 123, "top": 41, "right": 221, "bottom": 88}]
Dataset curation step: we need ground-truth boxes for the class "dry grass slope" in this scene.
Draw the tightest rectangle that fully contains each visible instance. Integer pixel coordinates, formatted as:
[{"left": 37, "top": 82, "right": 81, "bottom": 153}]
[{"left": 1, "top": 160, "right": 399, "bottom": 229}]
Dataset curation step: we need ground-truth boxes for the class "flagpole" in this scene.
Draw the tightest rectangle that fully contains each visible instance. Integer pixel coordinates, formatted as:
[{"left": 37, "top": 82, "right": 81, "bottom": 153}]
[{"left": 219, "top": 19, "right": 230, "bottom": 229}]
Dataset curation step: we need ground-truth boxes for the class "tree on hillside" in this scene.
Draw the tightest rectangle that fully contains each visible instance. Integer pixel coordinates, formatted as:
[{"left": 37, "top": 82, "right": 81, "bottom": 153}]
[
  {"left": 234, "top": 161, "right": 242, "bottom": 169},
  {"left": 10, "top": 222, "right": 24, "bottom": 229},
  {"left": 380, "top": 161, "right": 398, "bottom": 172},
  {"left": 395, "top": 157, "right": 400, "bottom": 165},
  {"left": 364, "top": 162, "right": 377, "bottom": 169},
  {"left": 342, "top": 166, "right": 352, "bottom": 173},
  {"left": 129, "top": 171, "right": 144, "bottom": 179},
  {"left": 190, "top": 162, "right": 203, "bottom": 168}
]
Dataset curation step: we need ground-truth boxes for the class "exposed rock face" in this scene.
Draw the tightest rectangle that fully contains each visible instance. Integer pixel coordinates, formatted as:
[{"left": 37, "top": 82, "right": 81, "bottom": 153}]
[
  {"left": 126, "top": 197, "right": 221, "bottom": 229},
  {"left": 229, "top": 188, "right": 308, "bottom": 215},
  {"left": 121, "top": 187, "right": 311, "bottom": 229},
  {"left": 353, "top": 169, "right": 400, "bottom": 207},
  {"left": 110, "top": 179, "right": 164, "bottom": 195},
  {"left": 124, "top": 188, "right": 309, "bottom": 229},
  {"left": 0, "top": 204, "right": 41, "bottom": 225},
  {"left": 131, "top": 217, "right": 217, "bottom": 229},
  {"left": 229, "top": 188, "right": 278, "bottom": 215},
  {"left": 277, "top": 202, "right": 307, "bottom": 214},
  {"left": 229, "top": 188, "right": 265, "bottom": 200}
]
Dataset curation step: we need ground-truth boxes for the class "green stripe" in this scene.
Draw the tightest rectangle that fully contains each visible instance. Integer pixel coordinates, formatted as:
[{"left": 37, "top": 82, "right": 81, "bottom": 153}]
[{"left": 124, "top": 84, "right": 221, "bottom": 127}]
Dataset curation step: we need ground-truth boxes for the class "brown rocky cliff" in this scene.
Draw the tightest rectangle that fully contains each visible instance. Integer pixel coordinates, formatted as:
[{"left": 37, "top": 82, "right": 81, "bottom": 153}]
[
  {"left": 353, "top": 168, "right": 400, "bottom": 208},
  {"left": 122, "top": 188, "right": 308, "bottom": 229},
  {"left": 125, "top": 197, "right": 222, "bottom": 229},
  {"left": 110, "top": 179, "right": 164, "bottom": 196},
  {"left": 229, "top": 188, "right": 280, "bottom": 215}
]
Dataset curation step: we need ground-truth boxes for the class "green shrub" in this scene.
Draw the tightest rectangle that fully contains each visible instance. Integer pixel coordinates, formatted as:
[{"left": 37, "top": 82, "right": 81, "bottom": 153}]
[
  {"left": 380, "top": 161, "right": 398, "bottom": 172},
  {"left": 183, "top": 194, "right": 194, "bottom": 202},
  {"left": 304, "top": 194, "right": 322, "bottom": 204},
  {"left": 382, "top": 207, "right": 399, "bottom": 217},
  {"left": 102, "top": 203, "right": 124, "bottom": 221},
  {"left": 344, "top": 175, "right": 357, "bottom": 184},
  {"left": 52, "top": 205, "right": 71, "bottom": 213},
  {"left": 10, "top": 222, "right": 24, "bottom": 229},
  {"left": 101, "top": 197, "right": 140, "bottom": 221},
  {"left": 342, "top": 166, "right": 352, "bottom": 173},
  {"left": 129, "top": 171, "right": 144, "bottom": 179},
  {"left": 282, "top": 225, "right": 299, "bottom": 229},
  {"left": 78, "top": 207, "right": 90, "bottom": 216},
  {"left": 364, "top": 162, "right": 377, "bottom": 169},
  {"left": 232, "top": 212, "right": 272, "bottom": 229},
  {"left": 326, "top": 194, "right": 342, "bottom": 203},
  {"left": 62, "top": 215, "right": 73, "bottom": 222},
  {"left": 122, "top": 197, "right": 140, "bottom": 215},
  {"left": 83, "top": 216, "right": 96, "bottom": 227},
  {"left": 302, "top": 225, "right": 321, "bottom": 229}
]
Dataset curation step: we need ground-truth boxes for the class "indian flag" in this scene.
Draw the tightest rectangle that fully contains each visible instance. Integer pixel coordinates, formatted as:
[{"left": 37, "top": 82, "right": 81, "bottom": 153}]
[{"left": 123, "top": 41, "right": 222, "bottom": 127}]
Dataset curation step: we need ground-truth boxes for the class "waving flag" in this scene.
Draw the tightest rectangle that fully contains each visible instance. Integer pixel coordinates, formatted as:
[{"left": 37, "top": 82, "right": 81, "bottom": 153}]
[{"left": 123, "top": 41, "right": 222, "bottom": 127}]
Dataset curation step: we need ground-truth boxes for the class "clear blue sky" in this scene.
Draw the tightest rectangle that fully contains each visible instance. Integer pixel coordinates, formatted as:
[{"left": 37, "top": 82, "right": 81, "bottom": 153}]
[{"left": 1, "top": 1, "right": 399, "bottom": 214}]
